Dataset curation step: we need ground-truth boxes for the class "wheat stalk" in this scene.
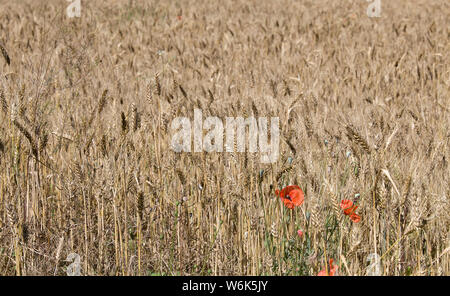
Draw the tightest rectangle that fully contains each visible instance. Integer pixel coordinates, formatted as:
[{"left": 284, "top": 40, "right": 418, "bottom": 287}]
[{"left": 0, "top": 42, "right": 10, "bottom": 65}]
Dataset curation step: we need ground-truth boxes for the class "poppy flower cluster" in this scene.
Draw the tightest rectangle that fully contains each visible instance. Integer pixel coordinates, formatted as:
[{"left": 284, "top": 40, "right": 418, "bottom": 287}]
[
  {"left": 340, "top": 199, "right": 361, "bottom": 223},
  {"left": 318, "top": 259, "right": 338, "bottom": 276},
  {"left": 275, "top": 185, "right": 304, "bottom": 209}
]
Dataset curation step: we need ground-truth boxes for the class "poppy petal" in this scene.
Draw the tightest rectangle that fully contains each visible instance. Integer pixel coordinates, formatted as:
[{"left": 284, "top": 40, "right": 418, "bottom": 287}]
[
  {"left": 290, "top": 189, "right": 305, "bottom": 207},
  {"left": 277, "top": 186, "right": 304, "bottom": 209},
  {"left": 340, "top": 199, "right": 353, "bottom": 210},
  {"left": 318, "top": 259, "right": 338, "bottom": 276}
]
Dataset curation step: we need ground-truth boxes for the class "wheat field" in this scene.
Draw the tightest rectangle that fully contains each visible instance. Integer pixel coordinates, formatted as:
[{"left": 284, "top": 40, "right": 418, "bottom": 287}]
[{"left": 0, "top": 0, "right": 448, "bottom": 276}]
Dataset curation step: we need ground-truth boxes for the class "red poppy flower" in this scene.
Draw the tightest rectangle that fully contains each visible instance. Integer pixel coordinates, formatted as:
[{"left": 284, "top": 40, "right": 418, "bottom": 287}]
[
  {"left": 318, "top": 259, "right": 338, "bottom": 276},
  {"left": 340, "top": 199, "right": 361, "bottom": 223},
  {"left": 297, "top": 230, "right": 303, "bottom": 237},
  {"left": 275, "top": 185, "right": 304, "bottom": 209}
]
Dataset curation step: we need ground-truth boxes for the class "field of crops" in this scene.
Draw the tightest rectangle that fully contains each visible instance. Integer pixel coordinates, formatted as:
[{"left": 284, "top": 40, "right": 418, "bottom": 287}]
[{"left": 0, "top": 0, "right": 448, "bottom": 275}]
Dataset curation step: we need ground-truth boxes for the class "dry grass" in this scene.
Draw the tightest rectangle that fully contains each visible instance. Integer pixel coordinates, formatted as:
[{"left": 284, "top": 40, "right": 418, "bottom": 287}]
[{"left": 0, "top": 0, "right": 448, "bottom": 275}]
